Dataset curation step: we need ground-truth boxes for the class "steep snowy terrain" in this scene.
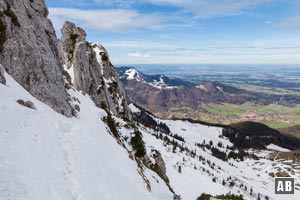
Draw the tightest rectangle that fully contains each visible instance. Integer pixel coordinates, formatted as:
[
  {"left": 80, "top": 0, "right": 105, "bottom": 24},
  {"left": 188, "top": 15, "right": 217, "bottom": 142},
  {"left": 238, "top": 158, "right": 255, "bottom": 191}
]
[
  {"left": 130, "top": 104, "right": 300, "bottom": 200},
  {"left": 0, "top": 69, "right": 172, "bottom": 200}
]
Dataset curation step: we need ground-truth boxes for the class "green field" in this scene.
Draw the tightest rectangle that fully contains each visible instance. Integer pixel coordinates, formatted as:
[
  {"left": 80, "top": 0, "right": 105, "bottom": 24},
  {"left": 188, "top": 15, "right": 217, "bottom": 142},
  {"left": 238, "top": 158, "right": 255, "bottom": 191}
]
[
  {"left": 201, "top": 103, "right": 300, "bottom": 129},
  {"left": 232, "top": 84, "right": 300, "bottom": 96},
  {"left": 158, "top": 102, "right": 300, "bottom": 129},
  {"left": 202, "top": 102, "right": 299, "bottom": 115}
]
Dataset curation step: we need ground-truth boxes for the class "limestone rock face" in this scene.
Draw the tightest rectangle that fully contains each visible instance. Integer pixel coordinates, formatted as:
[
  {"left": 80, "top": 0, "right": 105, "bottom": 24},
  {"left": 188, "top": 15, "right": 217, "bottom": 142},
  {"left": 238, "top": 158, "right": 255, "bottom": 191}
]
[
  {"left": 0, "top": 0, "right": 73, "bottom": 116},
  {"left": 0, "top": 65, "right": 5, "bottom": 85},
  {"left": 59, "top": 22, "right": 131, "bottom": 120},
  {"left": 149, "top": 149, "right": 169, "bottom": 183}
]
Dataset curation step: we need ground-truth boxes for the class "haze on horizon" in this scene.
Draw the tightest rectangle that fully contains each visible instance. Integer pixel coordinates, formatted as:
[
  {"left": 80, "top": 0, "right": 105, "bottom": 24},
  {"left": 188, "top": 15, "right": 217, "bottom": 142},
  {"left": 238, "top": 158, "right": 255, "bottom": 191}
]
[{"left": 46, "top": 0, "right": 300, "bottom": 65}]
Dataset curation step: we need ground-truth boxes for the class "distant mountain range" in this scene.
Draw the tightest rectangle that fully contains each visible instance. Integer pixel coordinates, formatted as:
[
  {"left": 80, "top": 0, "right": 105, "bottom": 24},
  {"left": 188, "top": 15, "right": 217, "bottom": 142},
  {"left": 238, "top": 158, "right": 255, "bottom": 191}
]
[{"left": 117, "top": 66, "right": 300, "bottom": 114}]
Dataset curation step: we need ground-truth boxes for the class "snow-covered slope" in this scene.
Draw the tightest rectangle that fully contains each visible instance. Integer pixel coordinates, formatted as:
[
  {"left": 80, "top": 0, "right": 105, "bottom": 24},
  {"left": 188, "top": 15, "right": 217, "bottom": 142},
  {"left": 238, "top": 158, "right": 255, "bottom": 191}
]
[
  {"left": 124, "top": 68, "right": 144, "bottom": 81},
  {"left": 130, "top": 104, "right": 300, "bottom": 200},
  {"left": 0, "top": 69, "right": 172, "bottom": 200}
]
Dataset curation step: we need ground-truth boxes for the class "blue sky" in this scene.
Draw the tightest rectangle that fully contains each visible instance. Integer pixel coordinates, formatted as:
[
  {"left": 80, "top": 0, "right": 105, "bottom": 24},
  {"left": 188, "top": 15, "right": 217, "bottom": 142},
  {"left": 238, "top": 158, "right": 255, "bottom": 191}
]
[{"left": 46, "top": 0, "right": 300, "bottom": 64}]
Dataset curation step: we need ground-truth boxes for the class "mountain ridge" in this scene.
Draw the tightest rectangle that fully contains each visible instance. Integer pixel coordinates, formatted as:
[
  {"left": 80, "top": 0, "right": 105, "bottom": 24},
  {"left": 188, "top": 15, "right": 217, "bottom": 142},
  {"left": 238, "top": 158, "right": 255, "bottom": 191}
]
[
  {"left": 117, "top": 67, "right": 300, "bottom": 129},
  {"left": 59, "top": 22, "right": 131, "bottom": 120},
  {"left": 117, "top": 66, "right": 276, "bottom": 113}
]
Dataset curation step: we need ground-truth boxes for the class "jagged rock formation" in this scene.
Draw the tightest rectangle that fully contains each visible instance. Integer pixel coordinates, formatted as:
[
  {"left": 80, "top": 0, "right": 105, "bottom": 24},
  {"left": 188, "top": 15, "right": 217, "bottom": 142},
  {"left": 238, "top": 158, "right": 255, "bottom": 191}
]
[
  {"left": 59, "top": 22, "right": 131, "bottom": 120},
  {"left": 0, "top": 65, "right": 5, "bottom": 85},
  {"left": 0, "top": 0, "right": 73, "bottom": 116},
  {"left": 149, "top": 149, "right": 169, "bottom": 183}
]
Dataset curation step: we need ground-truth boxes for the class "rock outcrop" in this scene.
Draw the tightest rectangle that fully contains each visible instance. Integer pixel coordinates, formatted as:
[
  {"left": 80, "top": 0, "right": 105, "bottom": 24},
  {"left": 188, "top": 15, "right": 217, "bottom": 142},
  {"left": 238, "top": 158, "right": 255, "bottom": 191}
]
[
  {"left": 59, "top": 22, "right": 131, "bottom": 120},
  {"left": 0, "top": 0, "right": 73, "bottom": 116},
  {"left": 0, "top": 65, "right": 5, "bottom": 85},
  {"left": 149, "top": 149, "right": 169, "bottom": 183},
  {"left": 17, "top": 99, "right": 37, "bottom": 110}
]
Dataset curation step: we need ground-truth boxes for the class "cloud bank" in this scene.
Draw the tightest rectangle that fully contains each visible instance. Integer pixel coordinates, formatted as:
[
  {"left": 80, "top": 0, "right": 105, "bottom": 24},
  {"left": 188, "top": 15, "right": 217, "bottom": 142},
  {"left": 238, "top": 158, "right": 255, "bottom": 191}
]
[{"left": 49, "top": 8, "right": 160, "bottom": 31}]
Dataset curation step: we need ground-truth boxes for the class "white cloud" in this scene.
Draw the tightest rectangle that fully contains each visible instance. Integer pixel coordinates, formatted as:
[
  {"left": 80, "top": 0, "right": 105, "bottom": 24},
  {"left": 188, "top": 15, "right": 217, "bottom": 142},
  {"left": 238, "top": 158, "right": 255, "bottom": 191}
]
[
  {"left": 48, "top": 0, "right": 272, "bottom": 34},
  {"left": 111, "top": 37, "right": 300, "bottom": 64},
  {"left": 128, "top": 52, "right": 150, "bottom": 58},
  {"left": 105, "top": 40, "right": 177, "bottom": 49},
  {"left": 105, "top": 41, "right": 143, "bottom": 48},
  {"left": 48, "top": 8, "right": 160, "bottom": 31},
  {"left": 121, "top": 50, "right": 300, "bottom": 64},
  {"left": 47, "top": 1, "right": 299, "bottom": 65}
]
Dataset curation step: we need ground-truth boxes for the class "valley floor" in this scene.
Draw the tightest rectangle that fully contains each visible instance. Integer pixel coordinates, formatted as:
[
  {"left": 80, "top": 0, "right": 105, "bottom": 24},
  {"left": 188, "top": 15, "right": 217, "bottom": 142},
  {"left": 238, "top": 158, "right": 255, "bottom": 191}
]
[{"left": 156, "top": 102, "right": 300, "bottom": 130}]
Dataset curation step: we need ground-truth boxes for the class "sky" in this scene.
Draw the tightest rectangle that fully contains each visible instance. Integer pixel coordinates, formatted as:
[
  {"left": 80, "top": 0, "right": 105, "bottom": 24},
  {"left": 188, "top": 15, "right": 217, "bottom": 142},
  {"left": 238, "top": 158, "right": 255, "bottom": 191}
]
[{"left": 46, "top": 0, "right": 300, "bottom": 64}]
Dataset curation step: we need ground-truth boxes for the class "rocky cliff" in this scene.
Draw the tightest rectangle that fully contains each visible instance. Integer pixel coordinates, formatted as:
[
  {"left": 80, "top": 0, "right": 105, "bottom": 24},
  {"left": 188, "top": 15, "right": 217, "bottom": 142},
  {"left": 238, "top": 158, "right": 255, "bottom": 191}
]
[
  {"left": 0, "top": 0, "right": 73, "bottom": 116},
  {"left": 0, "top": 64, "right": 5, "bottom": 85},
  {"left": 59, "top": 22, "right": 131, "bottom": 120}
]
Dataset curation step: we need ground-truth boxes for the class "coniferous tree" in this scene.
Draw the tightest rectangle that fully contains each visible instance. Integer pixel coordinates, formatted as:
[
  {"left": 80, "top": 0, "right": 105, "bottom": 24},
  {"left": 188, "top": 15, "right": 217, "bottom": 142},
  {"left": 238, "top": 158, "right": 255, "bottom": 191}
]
[
  {"left": 130, "top": 129, "right": 146, "bottom": 158},
  {"left": 222, "top": 179, "right": 226, "bottom": 186}
]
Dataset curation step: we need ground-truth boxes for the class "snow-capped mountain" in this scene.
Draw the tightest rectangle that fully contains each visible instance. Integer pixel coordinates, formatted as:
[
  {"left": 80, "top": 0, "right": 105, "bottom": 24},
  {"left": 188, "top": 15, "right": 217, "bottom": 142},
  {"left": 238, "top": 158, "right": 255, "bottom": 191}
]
[
  {"left": 0, "top": 1, "right": 299, "bottom": 200},
  {"left": 117, "top": 66, "right": 192, "bottom": 89},
  {"left": 123, "top": 68, "right": 144, "bottom": 81}
]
